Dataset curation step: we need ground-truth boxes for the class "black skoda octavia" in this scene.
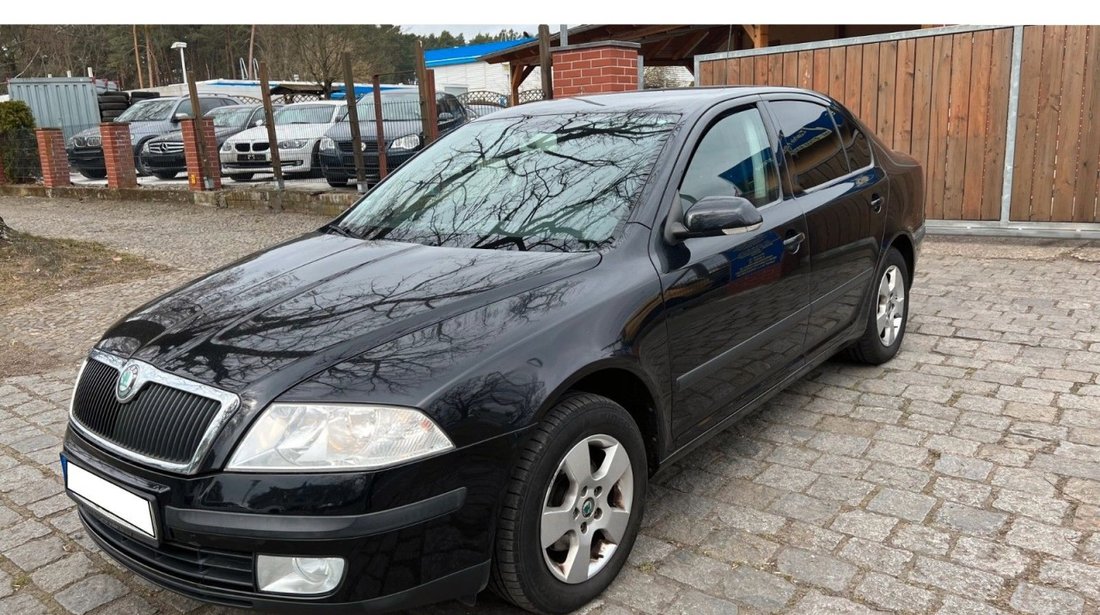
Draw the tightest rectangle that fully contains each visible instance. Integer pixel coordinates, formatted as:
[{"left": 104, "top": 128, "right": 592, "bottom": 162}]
[{"left": 63, "top": 87, "right": 924, "bottom": 613}]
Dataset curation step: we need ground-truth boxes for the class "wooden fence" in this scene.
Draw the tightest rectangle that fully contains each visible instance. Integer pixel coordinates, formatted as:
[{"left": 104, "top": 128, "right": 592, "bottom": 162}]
[{"left": 696, "top": 25, "right": 1100, "bottom": 228}]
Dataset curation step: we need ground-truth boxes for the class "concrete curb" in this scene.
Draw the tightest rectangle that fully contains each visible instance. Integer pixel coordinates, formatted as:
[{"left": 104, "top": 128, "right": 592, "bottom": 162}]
[{"left": 0, "top": 184, "right": 359, "bottom": 217}]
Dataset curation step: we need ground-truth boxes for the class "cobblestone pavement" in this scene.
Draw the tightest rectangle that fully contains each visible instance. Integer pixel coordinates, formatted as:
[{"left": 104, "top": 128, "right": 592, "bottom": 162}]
[{"left": 2, "top": 196, "right": 1100, "bottom": 614}]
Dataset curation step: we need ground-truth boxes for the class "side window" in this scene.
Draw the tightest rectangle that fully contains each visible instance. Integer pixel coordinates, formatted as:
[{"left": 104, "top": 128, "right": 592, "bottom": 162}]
[
  {"left": 769, "top": 100, "right": 850, "bottom": 192},
  {"left": 175, "top": 99, "right": 193, "bottom": 118},
  {"left": 198, "top": 98, "right": 223, "bottom": 114},
  {"left": 830, "top": 107, "right": 873, "bottom": 170},
  {"left": 679, "top": 107, "right": 780, "bottom": 207}
]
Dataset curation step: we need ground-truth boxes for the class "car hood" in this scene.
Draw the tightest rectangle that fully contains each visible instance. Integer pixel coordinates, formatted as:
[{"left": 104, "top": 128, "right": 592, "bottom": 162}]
[
  {"left": 324, "top": 120, "right": 423, "bottom": 142},
  {"left": 150, "top": 127, "right": 240, "bottom": 145},
  {"left": 228, "top": 124, "right": 332, "bottom": 143},
  {"left": 96, "top": 233, "right": 599, "bottom": 402}
]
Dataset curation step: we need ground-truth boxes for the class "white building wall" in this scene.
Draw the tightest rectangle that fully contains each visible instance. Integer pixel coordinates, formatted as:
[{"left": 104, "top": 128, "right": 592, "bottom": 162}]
[{"left": 434, "top": 62, "right": 543, "bottom": 94}]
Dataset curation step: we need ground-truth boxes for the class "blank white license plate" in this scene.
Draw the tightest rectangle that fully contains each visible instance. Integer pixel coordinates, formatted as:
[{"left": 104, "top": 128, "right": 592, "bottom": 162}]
[{"left": 65, "top": 461, "right": 156, "bottom": 538}]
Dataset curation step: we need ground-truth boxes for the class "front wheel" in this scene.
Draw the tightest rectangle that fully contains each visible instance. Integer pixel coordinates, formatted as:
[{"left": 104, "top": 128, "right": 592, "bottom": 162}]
[
  {"left": 151, "top": 171, "right": 177, "bottom": 180},
  {"left": 227, "top": 173, "right": 254, "bottom": 182},
  {"left": 490, "top": 393, "right": 647, "bottom": 614},
  {"left": 844, "top": 247, "right": 910, "bottom": 364}
]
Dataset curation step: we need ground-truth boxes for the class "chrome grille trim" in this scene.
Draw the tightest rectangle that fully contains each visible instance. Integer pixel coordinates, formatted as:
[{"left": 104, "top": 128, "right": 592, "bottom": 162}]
[{"left": 68, "top": 349, "right": 241, "bottom": 475}]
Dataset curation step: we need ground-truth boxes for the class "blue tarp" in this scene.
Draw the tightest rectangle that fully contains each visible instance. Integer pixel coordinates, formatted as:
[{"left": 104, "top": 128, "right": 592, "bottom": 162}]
[{"left": 424, "top": 39, "right": 534, "bottom": 68}]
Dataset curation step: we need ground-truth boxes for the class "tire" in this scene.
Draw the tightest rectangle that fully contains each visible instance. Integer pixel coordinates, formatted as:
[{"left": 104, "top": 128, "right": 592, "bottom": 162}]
[
  {"left": 228, "top": 173, "right": 254, "bottom": 182},
  {"left": 129, "top": 91, "right": 160, "bottom": 101},
  {"left": 490, "top": 393, "right": 647, "bottom": 614},
  {"left": 100, "top": 110, "right": 123, "bottom": 122},
  {"left": 98, "top": 92, "right": 129, "bottom": 104},
  {"left": 151, "top": 171, "right": 178, "bottom": 180},
  {"left": 78, "top": 168, "right": 107, "bottom": 180},
  {"left": 98, "top": 101, "right": 129, "bottom": 112},
  {"left": 310, "top": 143, "right": 322, "bottom": 178},
  {"left": 844, "top": 247, "right": 910, "bottom": 365},
  {"left": 325, "top": 177, "right": 349, "bottom": 188}
]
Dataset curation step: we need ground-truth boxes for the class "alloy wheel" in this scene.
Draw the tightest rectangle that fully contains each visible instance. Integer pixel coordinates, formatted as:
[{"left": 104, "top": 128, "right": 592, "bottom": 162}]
[
  {"left": 540, "top": 434, "right": 634, "bottom": 584},
  {"left": 876, "top": 264, "right": 905, "bottom": 347}
]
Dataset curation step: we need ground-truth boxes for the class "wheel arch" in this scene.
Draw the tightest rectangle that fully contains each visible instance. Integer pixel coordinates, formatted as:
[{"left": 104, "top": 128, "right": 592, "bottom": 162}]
[
  {"left": 886, "top": 231, "right": 916, "bottom": 287},
  {"left": 535, "top": 359, "right": 666, "bottom": 476}
]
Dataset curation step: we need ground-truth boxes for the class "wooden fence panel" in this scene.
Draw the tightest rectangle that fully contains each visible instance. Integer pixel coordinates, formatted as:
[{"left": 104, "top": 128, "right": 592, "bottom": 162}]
[{"left": 696, "top": 26, "right": 1028, "bottom": 222}]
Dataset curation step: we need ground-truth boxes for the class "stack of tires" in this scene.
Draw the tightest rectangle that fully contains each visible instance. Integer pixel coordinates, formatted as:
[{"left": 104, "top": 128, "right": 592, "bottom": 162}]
[{"left": 97, "top": 91, "right": 129, "bottom": 122}]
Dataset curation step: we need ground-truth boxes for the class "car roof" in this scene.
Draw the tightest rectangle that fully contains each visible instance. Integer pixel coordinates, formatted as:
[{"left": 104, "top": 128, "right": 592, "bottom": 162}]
[
  {"left": 286, "top": 100, "right": 345, "bottom": 107},
  {"left": 485, "top": 86, "right": 828, "bottom": 119}
]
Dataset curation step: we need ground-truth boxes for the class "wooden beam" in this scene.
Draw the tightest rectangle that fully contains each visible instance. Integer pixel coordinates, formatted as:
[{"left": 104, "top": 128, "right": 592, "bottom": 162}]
[
  {"left": 509, "top": 64, "right": 535, "bottom": 106},
  {"left": 668, "top": 29, "right": 711, "bottom": 61},
  {"left": 538, "top": 25, "right": 553, "bottom": 99},
  {"left": 743, "top": 24, "right": 770, "bottom": 49}
]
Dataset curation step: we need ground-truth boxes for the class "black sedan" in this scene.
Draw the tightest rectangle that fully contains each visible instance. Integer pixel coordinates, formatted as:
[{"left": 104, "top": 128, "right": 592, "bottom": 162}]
[
  {"left": 62, "top": 87, "right": 924, "bottom": 614},
  {"left": 140, "top": 104, "right": 267, "bottom": 180},
  {"left": 318, "top": 90, "right": 467, "bottom": 188}
]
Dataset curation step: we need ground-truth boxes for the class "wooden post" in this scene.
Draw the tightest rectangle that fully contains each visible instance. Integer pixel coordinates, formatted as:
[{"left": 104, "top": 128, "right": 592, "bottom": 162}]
[
  {"left": 259, "top": 61, "right": 284, "bottom": 190},
  {"left": 424, "top": 69, "right": 439, "bottom": 143},
  {"left": 372, "top": 74, "right": 388, "bottom": 180},
  {"left": 184, "top": 62, "right": 212, "bottom": 190},
  {"left": 538, "top": 24, "right": 553, "bottom": 99},
  {"left": 342, "top": 52, "right": 366, "bottom": 192},
  {"left": 414, "top": 41, "right": 435, "bottom": 143}
]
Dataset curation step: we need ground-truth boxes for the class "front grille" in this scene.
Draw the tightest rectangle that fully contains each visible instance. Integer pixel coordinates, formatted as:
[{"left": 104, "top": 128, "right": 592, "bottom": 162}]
[
  {"left": 152, "top": 142, "right": 184, "bottom": 154},
  {"left": 234, "top": 143, "right": 250, "bottom": 152},
  {"left": 252, "top": 142, "right": 270, "bottom": 152},
  {"left": 82, "top": 510, "right": 255, "bottom": 594},
  {"left": 72, "top": 360, "right": 222, "bottom": 465}
]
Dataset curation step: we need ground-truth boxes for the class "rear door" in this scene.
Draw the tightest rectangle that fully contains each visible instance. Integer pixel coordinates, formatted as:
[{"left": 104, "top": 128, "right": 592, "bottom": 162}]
[
  {"left": 656, "top": 102, "right": 812, "bottom": 446},
  {"left": 763, "top": 97, "right": 887, "bottom": 356}
]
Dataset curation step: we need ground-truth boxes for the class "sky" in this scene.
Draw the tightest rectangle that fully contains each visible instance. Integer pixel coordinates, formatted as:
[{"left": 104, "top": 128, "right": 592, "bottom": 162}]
[{"left": 401, "top": 24, "right": 563, "bottom": 38}]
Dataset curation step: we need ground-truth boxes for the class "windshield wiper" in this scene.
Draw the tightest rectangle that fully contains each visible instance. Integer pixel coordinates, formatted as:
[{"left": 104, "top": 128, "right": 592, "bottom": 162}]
[
  {"left": 323, "top": 223, "right": 360, "bottom": 239},
  {"left": 474, "top": 235, "right": 528, "bottom": 251}
]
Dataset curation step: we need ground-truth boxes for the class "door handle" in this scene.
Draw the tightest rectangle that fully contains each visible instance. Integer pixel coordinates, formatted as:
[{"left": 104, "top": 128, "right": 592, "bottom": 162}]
[
  {"left": 870, "top": 193, "right": 884, "bottom": 213},
  {"left": 783, "top": 231, "right": 806, "bottom": 253}
]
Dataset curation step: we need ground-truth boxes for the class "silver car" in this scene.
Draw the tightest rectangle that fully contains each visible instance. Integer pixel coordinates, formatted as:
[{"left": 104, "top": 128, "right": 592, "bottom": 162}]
[{"left": 219, "top": 101, "right": 343, "bottom": 181}]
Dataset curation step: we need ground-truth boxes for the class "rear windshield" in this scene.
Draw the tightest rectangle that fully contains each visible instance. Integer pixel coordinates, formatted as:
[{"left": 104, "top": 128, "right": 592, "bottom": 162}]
[
  {"left": 115, "top": 99, "right": 176, "bottom": 122},
  {"left": 337, "top": 111, "right": 679, "bottom": 252}
]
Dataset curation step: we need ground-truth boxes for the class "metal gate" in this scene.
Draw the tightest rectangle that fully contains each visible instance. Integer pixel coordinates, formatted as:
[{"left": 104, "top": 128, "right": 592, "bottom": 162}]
[{"left": 695, "top": 25, "right": 1100, "bottom": 237}]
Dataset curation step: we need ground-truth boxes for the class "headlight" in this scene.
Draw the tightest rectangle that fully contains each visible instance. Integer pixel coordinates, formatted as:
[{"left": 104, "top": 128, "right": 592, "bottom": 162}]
[
  {"left": 389, "top": 134, "right": 421, "bottom": 151},
  {"left": 221, "top": 141, "right": 233, "bottom": 152},
  {"left": 85, "top": 135, "right": 102, "bottom": 148},
  {"left": 227, "top": 403, "right": 454, "bottom": 471},
  {"left": 70, "top": 136, "right": 84, "bottom": 148},
  {"left": 319, "top": 137, "right": 336, "bottom": 151},
  {"left": 278, "top": 139, "right": 309, "bottom": 150}
]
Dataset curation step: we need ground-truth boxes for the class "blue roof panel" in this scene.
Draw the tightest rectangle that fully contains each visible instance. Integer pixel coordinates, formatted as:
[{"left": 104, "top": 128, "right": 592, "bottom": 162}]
[{"left": 424, "top": 38, "right": 534, "bottom": 68}]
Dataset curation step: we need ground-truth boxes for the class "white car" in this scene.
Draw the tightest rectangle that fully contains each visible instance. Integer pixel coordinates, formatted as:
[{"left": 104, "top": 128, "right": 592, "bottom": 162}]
[{"left": 219, "top": 101, "right": 343, "bottom": 180}]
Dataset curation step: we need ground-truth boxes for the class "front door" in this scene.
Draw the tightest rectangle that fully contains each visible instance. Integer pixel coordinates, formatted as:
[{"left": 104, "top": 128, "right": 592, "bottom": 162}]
[
  {"left": 656, "top": 104, "right": 812, "bottom": 447},
  {"left": 764, "top": 98, "right": 886, "bottom": 356}
]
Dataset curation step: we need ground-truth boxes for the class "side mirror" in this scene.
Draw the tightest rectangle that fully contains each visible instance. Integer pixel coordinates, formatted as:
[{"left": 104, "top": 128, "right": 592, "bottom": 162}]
[
  {"left": 438, "top": 111, "right": 455, "bottom": 123},
  {"left": 667, "top": 195, "right": 763, "bottom": 241},
  {"left": 172, "top": 113, "right": 188, "bottom": 123}
]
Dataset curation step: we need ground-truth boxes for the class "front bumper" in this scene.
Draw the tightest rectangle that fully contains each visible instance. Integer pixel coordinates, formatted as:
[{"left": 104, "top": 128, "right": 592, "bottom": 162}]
[
  {"left": 220, "top": 148, "right": 313, "bottom": 174},
  {"left": 318, "top": 148, "right": 416, "bottom": 183},
  {"left": 67, "top": 147, "right": 106, "bottom": 173},
  {"left": 140, "top": 151, "right": 186, "bottom": 174},
  {"left": 63, "top": 424, "right": 526, "bottom": 611}
]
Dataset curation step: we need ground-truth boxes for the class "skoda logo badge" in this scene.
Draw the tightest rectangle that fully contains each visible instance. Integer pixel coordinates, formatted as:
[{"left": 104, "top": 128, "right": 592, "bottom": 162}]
[{"left": 116, "top": 363, "right": 141, "bottom": 403}]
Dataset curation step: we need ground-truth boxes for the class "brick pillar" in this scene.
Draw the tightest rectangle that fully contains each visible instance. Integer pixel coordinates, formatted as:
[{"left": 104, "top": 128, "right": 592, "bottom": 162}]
[
  {"left": 100, "top": 123, "right": 138, "bottom": 189},
  {"left": 181, "top": 118, "right": 221, "bottom": 191},
  {"left": 35, "top": 128, "right": 70, "bottom": 188},
  {"left": 551, "top": 41, "right": 640, "bottom": 98}
]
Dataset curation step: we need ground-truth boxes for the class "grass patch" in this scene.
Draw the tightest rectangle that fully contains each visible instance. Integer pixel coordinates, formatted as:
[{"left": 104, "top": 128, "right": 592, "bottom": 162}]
[{"left": 0, "top": 230, "right": 169, "bottom": 313}]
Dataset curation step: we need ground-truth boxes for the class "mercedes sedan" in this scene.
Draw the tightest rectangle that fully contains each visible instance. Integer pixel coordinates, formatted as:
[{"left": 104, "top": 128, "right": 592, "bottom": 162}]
[{"left": 62, "top": 87, "right": 924, "bottom": 614}]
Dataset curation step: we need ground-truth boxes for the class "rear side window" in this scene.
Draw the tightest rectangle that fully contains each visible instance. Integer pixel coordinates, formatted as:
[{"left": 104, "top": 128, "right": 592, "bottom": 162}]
[
  {"left": 680, "top": 106, "right": 780, "bottom": 207},
  {"left": 831, "top": 107, "right": 873, "bottom": 170},
  {"left": 769, "top": 100, "right": 850, "bottom": 192}
]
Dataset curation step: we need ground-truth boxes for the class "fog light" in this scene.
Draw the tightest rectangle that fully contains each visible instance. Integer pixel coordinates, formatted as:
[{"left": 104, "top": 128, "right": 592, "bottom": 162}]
[{"left": 256, "top": 555, "right": 345, "bottom": 594}]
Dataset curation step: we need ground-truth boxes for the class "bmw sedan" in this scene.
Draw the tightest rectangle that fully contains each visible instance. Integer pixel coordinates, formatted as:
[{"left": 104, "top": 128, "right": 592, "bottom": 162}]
[{"left": 62, "top": 86, "right": 924, "bottom": 613}]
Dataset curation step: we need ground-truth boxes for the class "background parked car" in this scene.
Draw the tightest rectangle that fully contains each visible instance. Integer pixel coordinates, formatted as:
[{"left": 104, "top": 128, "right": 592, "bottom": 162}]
[
  {"left": 140, "top": 104, "right": 270, "bottom": 180},
  {"left": 318, "top": 91, "right": 467, "bottom": 188},
  {"left": 219, "top": 101, "right": 343, "bottom": 181},
  {"left": 66, "top": 94, "right": 242, "bottom": 179}
]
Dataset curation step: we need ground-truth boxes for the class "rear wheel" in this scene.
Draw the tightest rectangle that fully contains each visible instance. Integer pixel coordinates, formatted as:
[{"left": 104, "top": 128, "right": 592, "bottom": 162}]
[
  {"left": 844, "top": 247, "right": 910, "bottom": 364},
  {"left": 78, "top": 169, "right": 107, "bottom": 180},
  {"left": 490, "top": 393, "right": 646, "bottom": 614}
]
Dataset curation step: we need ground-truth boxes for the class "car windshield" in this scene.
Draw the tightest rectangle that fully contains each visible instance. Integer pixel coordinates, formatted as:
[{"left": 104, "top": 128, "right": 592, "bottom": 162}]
[
  {"left": 337, "top": 111, "right": 678, "bottom": 252},
  {"left": 274, "top": 105, "right": 335, "bottom": 125},
  {"left": 339, "top": 94, "right": 422, "bottom": 121},
  {"left": 209, "top": 106, "right": 255, "bottom": 128},
  {"left": 115, "top": 99, "right": 176, "bottom": 122}
]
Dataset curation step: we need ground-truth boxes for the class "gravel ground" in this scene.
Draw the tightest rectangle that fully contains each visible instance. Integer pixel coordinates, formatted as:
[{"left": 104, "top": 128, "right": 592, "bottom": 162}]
[{"left": 1, "top": 195, "right": 1099, "bottom": 615}]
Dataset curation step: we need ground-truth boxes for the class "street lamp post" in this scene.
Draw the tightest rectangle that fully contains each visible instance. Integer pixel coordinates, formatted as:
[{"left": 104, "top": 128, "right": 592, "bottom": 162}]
[{"left": 171, "top": 41, "right": 188, "bottom": 87}]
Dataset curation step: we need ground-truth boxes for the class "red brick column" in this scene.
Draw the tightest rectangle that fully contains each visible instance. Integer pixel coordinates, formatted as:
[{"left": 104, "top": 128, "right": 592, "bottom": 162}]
[
  {"left": 181, "top": 118, "right": 221, "bottom": 191},
  {"left": 100, "top": 123, "right": 138, "bottom": 189},
  {"left": 35, "top": 128, "right": 70, "bottom": 188},
  {"left": 551, "top": 41, "right": 640, "bottom": 98}
]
